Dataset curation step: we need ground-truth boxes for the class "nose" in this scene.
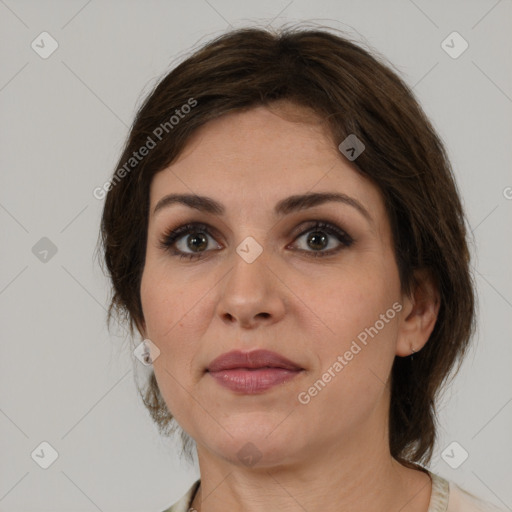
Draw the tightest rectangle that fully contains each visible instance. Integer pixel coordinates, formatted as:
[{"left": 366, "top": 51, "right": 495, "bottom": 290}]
[{"left": 215, "top": 248, "right": 286, "bottom": 329}]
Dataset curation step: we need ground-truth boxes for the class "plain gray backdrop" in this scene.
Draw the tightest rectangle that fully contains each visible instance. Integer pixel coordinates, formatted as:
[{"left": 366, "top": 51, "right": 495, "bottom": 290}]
[{"left": 1, "top": 0, "right": 511, "bottom": 511}]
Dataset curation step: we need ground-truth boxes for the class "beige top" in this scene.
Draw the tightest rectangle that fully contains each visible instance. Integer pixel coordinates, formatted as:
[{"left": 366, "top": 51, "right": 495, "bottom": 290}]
[{"left": 161, "top": 472, "right": 505, "bottom": 512}]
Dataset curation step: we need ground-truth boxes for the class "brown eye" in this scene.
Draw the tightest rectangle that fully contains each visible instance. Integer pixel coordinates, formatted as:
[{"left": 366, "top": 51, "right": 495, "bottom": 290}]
[
  {"left": 159, "top": 222, "right": 222, "bottom": 260},
  {"left": 291, "top": 221, "right": 353, "bottom": 257},
  {"left": 159, "top": 220, "right": 353, "bottom": 261},
  {"left": 305, "top": 231, "right": 329, "bottom": 251},
  {"left": 184, "top": 232, "right": 209, "bottom": 252}
]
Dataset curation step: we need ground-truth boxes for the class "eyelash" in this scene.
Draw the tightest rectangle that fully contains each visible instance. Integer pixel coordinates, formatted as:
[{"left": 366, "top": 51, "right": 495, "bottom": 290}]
[{"left": 158, "top": 221, "right": 354, "bottom": 261}]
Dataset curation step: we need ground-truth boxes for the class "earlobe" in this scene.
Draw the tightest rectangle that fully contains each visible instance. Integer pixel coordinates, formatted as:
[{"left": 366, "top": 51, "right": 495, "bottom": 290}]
[{"left": 395, "top": 268, "right": 440, "bottom": 357}]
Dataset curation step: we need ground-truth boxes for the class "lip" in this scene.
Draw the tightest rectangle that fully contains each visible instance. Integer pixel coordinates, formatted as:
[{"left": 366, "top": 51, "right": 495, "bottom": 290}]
[
  {"left": 206, "top": 349, "right": 304, "bottom": 394},
  {"left": 207, "top": 349, "right": 302, "bottom": 372}
]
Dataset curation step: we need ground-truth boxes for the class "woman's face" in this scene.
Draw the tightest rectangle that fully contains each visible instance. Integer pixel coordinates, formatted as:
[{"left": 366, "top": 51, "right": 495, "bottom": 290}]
[{"left": 140, "top": 102, "right": 408, "bottom": 468}]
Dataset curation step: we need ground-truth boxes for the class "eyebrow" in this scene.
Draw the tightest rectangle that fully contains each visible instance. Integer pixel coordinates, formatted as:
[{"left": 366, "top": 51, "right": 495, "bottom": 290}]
[{"left": 153, "top": 192, "right": 372, "bottom": 224}]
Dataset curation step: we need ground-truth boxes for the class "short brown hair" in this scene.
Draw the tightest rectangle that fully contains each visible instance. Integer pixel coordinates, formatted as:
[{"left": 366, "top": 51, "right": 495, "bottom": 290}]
[{"left": 98, "top": 25, "right": 475, "bottom": 467}]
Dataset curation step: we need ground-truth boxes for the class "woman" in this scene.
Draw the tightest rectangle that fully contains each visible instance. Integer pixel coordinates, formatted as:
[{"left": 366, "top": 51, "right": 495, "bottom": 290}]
[{"left": 99, "top": 26, "right": 504, "bottom": 511}]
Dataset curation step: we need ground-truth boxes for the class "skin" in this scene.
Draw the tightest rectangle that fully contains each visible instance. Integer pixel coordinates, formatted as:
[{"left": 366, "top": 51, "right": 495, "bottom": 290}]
[{"left": 139, "top": 101, "right": 440, "bottom": 512}]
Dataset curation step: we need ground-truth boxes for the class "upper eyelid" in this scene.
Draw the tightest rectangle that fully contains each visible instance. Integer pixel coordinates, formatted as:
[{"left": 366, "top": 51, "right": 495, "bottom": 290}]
[{"left": 161, "top": 219, "right": 353, "bottom": 247}]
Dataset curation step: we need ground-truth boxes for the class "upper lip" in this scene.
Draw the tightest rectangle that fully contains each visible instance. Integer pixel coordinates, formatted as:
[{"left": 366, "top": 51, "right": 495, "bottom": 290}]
[{"left": 206, "top": 349, "right": 303, "bottom": 372}]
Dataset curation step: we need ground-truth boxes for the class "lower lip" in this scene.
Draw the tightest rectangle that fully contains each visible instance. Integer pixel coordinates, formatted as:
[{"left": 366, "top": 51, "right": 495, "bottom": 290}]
[{"left": 207, "top": 368, "right": 303, "bottom": 393}]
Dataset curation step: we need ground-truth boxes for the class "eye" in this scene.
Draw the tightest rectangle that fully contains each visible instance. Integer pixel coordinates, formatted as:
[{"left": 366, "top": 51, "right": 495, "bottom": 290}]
[
  {"left": 289, "top": 221, "right": 354, "bottom": 257},
  {"left": 158, "top": 220, "right": 354, "bottom": 261},
  {"left": 158, "top": 222, "right": 222, "bottom": 260}
]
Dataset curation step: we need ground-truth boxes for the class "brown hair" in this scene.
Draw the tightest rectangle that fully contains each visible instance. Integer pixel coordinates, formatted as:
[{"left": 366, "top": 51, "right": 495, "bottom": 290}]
[{"left": 98, "top": 25, "right": 475, "bottom": 467}]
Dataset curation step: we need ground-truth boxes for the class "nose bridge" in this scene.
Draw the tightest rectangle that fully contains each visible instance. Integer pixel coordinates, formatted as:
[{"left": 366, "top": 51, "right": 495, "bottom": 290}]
[{"left": 216, "top": 239, "right": 285, "bottom": 327}]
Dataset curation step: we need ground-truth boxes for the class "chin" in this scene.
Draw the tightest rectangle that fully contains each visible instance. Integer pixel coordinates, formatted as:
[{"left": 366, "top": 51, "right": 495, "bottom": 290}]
[{"left": 200, "top": 422, "right": 305, "bottom": 469}]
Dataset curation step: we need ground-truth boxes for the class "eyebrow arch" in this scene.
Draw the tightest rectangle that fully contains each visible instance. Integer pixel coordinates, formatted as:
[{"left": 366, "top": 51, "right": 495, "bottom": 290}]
[{"left": 153, "top": 192, "right": 372, "bottom": 224}]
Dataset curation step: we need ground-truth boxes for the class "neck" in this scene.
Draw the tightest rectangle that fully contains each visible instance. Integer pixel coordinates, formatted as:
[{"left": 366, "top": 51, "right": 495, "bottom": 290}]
[{"left": 191, "top": 422, "right": 431, "bottom": 511}]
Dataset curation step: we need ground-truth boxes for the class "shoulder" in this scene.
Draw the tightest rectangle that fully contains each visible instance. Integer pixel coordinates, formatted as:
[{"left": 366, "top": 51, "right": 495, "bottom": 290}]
[
  {"left": 160, "top": 479, "right": 200, "bottom": 512},
  {"left": 429, "top": 472, "right": 506, "bottom": 512},
  {"left": 447, "top": 481, "right": 506, "bottom": 512}
]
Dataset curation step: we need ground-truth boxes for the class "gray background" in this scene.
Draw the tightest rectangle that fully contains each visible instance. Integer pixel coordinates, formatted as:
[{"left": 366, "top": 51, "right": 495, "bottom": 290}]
[{"left": 1, "top": 0, "right": 511, "bottom": 510}]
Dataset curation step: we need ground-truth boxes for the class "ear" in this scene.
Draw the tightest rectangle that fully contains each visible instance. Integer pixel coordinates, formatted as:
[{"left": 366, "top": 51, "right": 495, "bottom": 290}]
[{"left": 395, "top": 268, "right": 440, "bottom": 357}]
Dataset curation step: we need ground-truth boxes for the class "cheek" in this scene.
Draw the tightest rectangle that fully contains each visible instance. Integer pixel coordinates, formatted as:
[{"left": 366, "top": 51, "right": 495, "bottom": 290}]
[
  {"left": 303, "top": 260, "right": 400, "bottom": 382},
  {"left": 140, "top": 264, "right": 209, "bottom": 383},
  {"left": 140, "top": 268, "right": 197, "bottom": 422},
  {"left": 140, "top": 261, "right": 187, "bottom": 340},
  {"left": 296, "top": 276, "right": 399, "bottom": 431},
  {"left": 305, "top": 261, "right": 398, "bottom": 337}
]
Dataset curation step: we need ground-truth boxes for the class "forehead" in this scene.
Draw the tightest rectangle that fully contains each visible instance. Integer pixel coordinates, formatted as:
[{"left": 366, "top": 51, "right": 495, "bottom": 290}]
[{"left": 149, "top": 104, "right": 386, "bottom": 225}]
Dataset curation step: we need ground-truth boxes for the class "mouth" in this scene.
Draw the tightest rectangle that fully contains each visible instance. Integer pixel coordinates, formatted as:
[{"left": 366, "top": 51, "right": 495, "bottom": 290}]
[
  {"left": 207, "top": 367, "right": 304, "bottom": 393},
  {"left": 206, "top": 349, "right": 304, "bottom": 393}
]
